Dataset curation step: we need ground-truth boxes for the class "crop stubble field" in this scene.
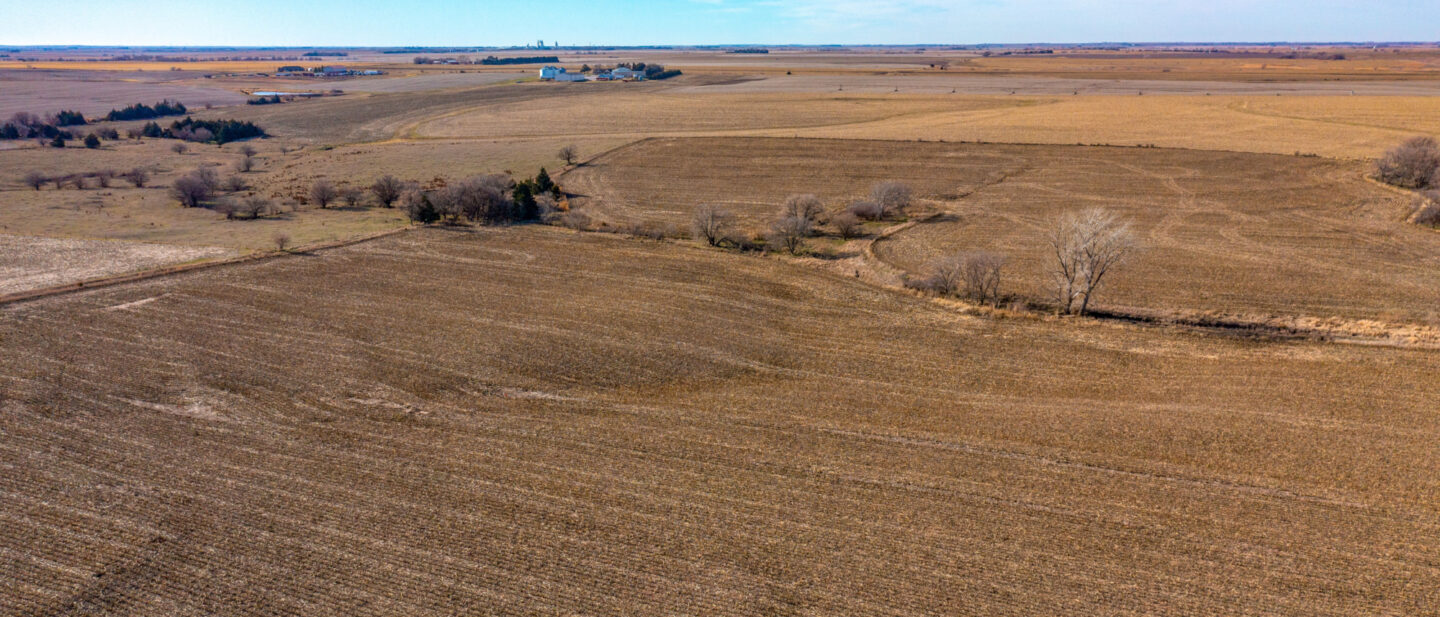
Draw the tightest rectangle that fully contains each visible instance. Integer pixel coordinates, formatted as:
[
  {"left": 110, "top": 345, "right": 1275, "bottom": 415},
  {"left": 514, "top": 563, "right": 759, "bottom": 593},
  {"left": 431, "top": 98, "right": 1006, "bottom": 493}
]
[
  {"left": 4, "top": 47, "right": 1440, "bottom": 615},
  {"left": 567, "top": 137, "right": 1440, "bottom": 325},
  {"left": 2, "top": 228, "right": 1439, "bottom": 615}
]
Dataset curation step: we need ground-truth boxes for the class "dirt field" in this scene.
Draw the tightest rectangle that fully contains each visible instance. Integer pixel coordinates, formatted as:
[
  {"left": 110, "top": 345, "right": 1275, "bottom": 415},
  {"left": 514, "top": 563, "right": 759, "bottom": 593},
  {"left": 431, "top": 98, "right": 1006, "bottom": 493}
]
[
  {"left": 0, "top": 234, "right": 232, "bottom": 295},
  {"left": 563, "top": 137, "right": 1440, "bottom": 324},
  {"left": 3, "top": 227, "right": 1438, "bottom": 616},
  {"left": 0, "top": 70, "right": 250, "bottom": 118}
]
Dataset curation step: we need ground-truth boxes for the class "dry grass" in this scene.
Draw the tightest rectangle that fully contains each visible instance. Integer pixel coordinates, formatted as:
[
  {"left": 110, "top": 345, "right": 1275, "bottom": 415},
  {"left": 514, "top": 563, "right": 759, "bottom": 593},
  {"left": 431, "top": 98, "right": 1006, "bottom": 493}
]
[
  {"left": 0, "top": 140, "right": 408, "bottom": 252},
  {"left": 0, "top": 234, "right": 232, "bottom": 295},
  {"left": 2, "top": 226, "right": 1437, "bottom": 615},
  {"left": 564, "top": 137, "right": 1440, "bottom": 324}
]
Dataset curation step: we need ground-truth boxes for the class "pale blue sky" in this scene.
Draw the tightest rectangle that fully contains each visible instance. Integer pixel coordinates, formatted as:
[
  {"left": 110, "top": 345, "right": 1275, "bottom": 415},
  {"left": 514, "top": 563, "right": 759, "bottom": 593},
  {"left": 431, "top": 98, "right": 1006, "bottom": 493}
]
[{"left": 3, "top": 1, "right": 1437, "bottom": 46}]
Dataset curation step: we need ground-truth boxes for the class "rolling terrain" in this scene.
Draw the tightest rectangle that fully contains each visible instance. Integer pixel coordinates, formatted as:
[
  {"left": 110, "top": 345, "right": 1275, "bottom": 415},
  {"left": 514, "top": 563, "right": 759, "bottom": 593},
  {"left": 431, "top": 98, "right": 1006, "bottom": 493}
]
[
  {"left": 3, "top": 227, "right": 1438, "bottom": 615},
  {"left": 565, "top": 137, "right": 1440, "bottom": 326}
]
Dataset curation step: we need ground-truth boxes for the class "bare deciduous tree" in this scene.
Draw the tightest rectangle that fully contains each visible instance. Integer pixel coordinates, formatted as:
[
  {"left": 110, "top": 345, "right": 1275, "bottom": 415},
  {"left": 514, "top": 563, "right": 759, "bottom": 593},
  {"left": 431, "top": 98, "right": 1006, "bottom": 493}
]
[
  {"left": 309, "top": 179, "right": 338, "bottom": 208},
  {"left": 170, "top": 174, "right": 212, "bottom": 207},
  {"left": 768, "top": 215, "right": 811, "bottom": 254},
  {"left": 370, "top": 175, "right": 403, "bottom": 207},
  {"left": 237, "top": 144, "right": 257, "bottom": 158},
  {"left": 273, "top": 232, "right": 291, "bottom": 252},
  {"left": 558, "top": 144, "right": 579, "bottom": 166},
  {"left": 870, "top": 181, "right": 913, "bottom": 218},
  {"left": 780, "top": 193, "right": 826, "bottom": 228},
  {"left": 171, "top": 142, "right": 189, "bottom": 155},
  {"left": 236, "top": 154, "right": 256, "bottom": 173},
  {"left": 1047, "top": 207, "right": 1138, "bottom": 315},
  {"left": 1377, "top": 136, "right": 1440, "bottom": 189},
  {"left": 832, "top": 211, "right": 862, "bottom": 239},
  {"left": 23, "top": 171, "right": 47, "bottom": 190},
  {"left": 692, "top": 204, "right": 737, "bottom": 246}
]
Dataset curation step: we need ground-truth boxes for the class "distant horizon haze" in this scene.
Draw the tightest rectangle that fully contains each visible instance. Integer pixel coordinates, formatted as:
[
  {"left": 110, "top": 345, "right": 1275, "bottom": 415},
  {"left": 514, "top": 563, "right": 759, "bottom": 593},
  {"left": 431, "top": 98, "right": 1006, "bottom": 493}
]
[{"left": 2, "top": 0, "right": 1438, "bottom": 47}]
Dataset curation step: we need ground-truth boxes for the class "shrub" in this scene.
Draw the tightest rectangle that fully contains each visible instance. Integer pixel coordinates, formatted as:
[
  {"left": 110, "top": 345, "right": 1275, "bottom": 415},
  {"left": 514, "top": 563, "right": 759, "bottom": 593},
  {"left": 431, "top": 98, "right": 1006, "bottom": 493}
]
[
  {"left": 273, "top": 232, "right": 291, "bottom": 252},
  {"left": 1413, "top": 193, "right": 1440, "bottom": 227},
  {"left": 54, "top": 110, "right": 86, "bottom": 126},
  {"left": 832, "top": 211, "right": 863, "bottom": 239},
  {"left": 1376, "top": 136, "right": 1440, "bottom": 189},
  {"left": 401, "top": 189, "right": 439, "bottom": 224},
  {"left": 309, "top": 180, "right": 338, "bottom": 208},
  {"left": 105, "top": 100, "right": 186, "bottom": 122},
  {"left": 340, "top": 187, "right": 364, "bottom": 207},
  {"left": 222, "top": 175, "right": 247, "bottom": 192},
  {"left": 847, "top": 199, "right": 885, "bottom": 221},
  {"left": 23, "top": 171, "right": 47, "bottom": 190},
  {"left": 83, "top": 133, "right": 101, "bottom": 149},
  {"left": 123, "top": 167, "right": 149, "bottom": 188},
  {"left": 49, "top": 135, "right": 67, "bottom": 148},
  {"left": 171, "top": 143, "right": 189, "bottom": 154},
  {"left": 555, "top": 210, "right": 591, "bottom": 230},
  {"left": 171, "top": 174, "right": 212, "bottom": 207}
]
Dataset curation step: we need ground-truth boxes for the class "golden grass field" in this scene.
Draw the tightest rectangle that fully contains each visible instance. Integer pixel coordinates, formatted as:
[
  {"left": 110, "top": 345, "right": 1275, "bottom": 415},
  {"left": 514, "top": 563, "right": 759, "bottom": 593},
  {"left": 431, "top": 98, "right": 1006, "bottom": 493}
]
[
  {"left": 3, "top": 227, "right": 1438, "bottom": 615},
  {"left": 3, "top": 47, "right": 1440, "bottom": 615}
]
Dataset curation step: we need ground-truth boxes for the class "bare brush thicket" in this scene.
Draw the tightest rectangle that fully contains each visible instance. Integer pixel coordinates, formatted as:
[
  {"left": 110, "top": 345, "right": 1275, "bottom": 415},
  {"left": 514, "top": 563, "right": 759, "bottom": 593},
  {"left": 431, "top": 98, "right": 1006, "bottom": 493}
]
[
  {"left": 780, "top": 193, "right": 827, "bottom": 228},
  {"left": 909, "top": 251, "right": 1005, "bottom": 304},
  {"left": 870, "top": 181, "right": 913, "bottom": 218},
  {"left": 272, "top": 232, "right": 291, "bottom": 252},
  {"left": 23, "top": 171, "right": 46, "bottom": 190},
  {"left": 370, "top": 175, "right": 403, "bottom": 208},
  {"left": 692, "top": 204, "right": 737, "bottom": 246},
  {"left": 1412, "top": 191, "right": 1440, "bottom": 227},
  {"left": 309, "top": 180, "right": 338, "bottom": 208},
  {"left": 340, "top": 187, "right": 364, "bottom": 208},
  {"left": 171, "top": 142, "right": 188, "bottom": 155},
  {"left": 170, "top": 174, "right": 212, "bottom": 208},
  {"left": 123, "top": 167, "right": 149, "bottom": 188},
  {"left": 1376, "top": 136, "right": 1440, "bottom": 189},
  {"left": 768, "top": 215, "right": 811, "bottom": 254},
  {"left": 846, "top": 199, "right": 885, "bottom": 221},
  {"left": 832, "top": 211, "right": 863, "bottom": 239},
  {"left": 222, "top": 175, "right": 247, "bottom": 193},
  {"left": 1048, "top": 207, "right": 1138, "bottom": 315}
]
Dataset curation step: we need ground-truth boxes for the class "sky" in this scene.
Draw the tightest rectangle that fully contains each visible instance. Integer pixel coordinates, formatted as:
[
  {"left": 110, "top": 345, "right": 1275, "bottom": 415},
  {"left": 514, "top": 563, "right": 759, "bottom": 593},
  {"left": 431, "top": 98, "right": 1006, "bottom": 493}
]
[{"left": 2, "top": 0, "right": 1438, "bottom": 47}]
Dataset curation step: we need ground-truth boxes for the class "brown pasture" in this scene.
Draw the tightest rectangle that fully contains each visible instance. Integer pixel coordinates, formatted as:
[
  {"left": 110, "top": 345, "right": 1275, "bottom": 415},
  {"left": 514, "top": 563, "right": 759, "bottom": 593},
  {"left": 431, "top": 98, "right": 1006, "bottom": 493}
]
[{"left": 2, "top": 227, "right": 1438, "bottom": 615}]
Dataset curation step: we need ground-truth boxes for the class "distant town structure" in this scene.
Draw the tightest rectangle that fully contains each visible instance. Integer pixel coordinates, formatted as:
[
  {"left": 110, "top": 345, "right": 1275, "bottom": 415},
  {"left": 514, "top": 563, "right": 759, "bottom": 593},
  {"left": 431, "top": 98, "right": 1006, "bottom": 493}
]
[
  {"left": 273, "top": 65, "right": 382, "bottom": 77},
  {"left": 538, "top": 66, "right": 637, "bottom": 82}
]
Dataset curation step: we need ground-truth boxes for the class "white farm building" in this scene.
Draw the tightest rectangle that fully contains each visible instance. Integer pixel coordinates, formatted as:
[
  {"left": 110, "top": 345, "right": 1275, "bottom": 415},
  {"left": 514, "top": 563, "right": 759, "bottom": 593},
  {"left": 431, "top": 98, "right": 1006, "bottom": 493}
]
[{"left": 539, "top": 66, "right": 586, "bottom": 82}]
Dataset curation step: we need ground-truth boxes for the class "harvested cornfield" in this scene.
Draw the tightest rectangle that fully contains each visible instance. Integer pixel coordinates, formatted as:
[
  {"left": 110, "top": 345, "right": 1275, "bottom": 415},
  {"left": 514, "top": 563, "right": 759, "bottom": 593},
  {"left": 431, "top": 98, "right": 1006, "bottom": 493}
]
[
  {"left": 2, "top": 227, "right": 1438, "bottom": 615},
  {"left": 566, "top": 137, "right": 1440, "bottom": 324}
]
